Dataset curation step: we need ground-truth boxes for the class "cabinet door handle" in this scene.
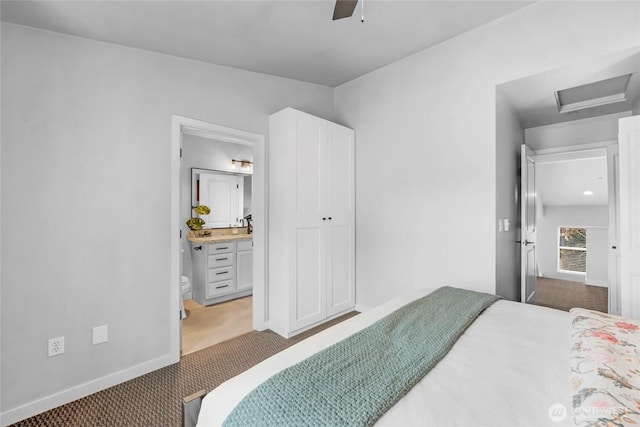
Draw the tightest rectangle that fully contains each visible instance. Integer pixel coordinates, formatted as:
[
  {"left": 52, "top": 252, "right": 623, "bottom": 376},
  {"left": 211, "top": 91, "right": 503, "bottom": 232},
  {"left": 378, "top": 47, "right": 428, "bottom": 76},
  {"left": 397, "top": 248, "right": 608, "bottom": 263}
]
[
  {"left": 328, "top": 217, "right": 332, "bottom": 220},
  {"left": 322, "top": 217, "right": 326, "bottom": 220},
  {"left": 194, "top": 246, "right": 202, "bottom": 251},
  {"left": 215, "top": 271, "right": 229, "bottom": 275},
  {"left": 216, "top": 257, "right": 228, "bottom": 261},
  {"left": 216, "top": 247, "right": 229, "bottom": 250},
  {"left": 215, "top": 284, "right": 229, "bottom": 289}
]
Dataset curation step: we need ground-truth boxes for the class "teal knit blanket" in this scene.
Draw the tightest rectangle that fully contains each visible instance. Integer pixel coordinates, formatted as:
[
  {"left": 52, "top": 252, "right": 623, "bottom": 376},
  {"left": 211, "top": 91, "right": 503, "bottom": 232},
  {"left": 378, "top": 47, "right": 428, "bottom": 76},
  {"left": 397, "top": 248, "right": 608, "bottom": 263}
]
[{"left": 222, "top": 286, "right": 500, "bottom": 427}]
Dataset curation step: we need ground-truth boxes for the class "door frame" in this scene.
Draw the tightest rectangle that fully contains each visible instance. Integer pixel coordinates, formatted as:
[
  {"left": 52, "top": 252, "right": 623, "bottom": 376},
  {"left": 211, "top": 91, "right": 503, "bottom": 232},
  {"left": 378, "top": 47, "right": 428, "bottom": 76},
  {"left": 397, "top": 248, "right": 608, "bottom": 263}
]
[
  {"left": 170, "top": 115, "right": 267, "bottom": 361},
  {"left": 522, "top": 142, "right": 618, "bottom": 309}
]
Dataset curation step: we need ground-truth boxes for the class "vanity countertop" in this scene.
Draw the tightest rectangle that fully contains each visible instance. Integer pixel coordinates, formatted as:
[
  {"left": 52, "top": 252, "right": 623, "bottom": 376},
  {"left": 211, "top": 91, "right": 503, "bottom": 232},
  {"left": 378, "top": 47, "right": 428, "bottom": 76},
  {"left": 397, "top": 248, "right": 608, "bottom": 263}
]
[
  {"left": 187, "top": 227, "right": 252, "bottom": 244},
  {"left": 188, "top": 234, "right": 252, "bottom": 244}
]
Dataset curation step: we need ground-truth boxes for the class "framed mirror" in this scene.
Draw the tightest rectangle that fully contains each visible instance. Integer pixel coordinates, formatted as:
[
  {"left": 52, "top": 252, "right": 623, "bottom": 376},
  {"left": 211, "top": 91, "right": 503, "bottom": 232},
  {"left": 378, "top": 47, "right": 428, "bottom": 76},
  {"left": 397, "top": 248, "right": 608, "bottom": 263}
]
[{"left": 191, "top": 168, "right": 252, "bottom": 228}]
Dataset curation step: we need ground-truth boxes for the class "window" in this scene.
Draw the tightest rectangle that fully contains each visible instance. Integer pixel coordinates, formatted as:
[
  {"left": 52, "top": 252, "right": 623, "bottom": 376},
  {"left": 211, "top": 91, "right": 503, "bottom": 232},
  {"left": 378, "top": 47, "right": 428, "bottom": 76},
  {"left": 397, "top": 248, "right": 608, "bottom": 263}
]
[{"left": 558, "top": 227, "right": 587, "bottom": 274}]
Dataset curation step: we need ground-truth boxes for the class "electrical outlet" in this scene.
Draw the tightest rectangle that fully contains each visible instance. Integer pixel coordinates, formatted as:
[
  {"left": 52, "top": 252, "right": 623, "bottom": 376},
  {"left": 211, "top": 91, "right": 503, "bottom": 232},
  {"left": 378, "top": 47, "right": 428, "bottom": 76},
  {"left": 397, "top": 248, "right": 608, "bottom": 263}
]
[{"left": 48, "top": 336, "right": 64, "bottom": 357}]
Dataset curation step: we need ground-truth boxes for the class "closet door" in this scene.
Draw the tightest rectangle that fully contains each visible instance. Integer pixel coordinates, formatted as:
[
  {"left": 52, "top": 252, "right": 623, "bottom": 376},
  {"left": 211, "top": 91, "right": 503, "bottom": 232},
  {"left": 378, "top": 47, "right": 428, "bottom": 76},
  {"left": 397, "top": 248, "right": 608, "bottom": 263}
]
[
  {"left": 326, "top": 122, "right": 356, "bottom": 316},
  {"left": 289, "top": 112, "right": 328, "bottom": 330}
]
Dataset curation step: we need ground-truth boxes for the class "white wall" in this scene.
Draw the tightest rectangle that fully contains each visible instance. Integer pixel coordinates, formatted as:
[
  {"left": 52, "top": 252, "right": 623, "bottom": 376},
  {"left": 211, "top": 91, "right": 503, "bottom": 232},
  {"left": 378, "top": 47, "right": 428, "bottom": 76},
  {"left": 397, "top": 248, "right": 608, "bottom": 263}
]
[
  {"left": 536, "top": 206, "right": 608, "bottom": 283},
  {"left": 0, "top": 23, "right": 333, "bottom": 423},
  {"left": 525, "top": 111, "right": 631, "bottom": 151},
  {"left": 334, "top": 1, "right": 640, "bottom": 310},
  {"left": 495, "top": 90, "right": 523, "bottom": 301},
  {"left": 586, "top": 228, "right": 609, "bottom": 286}
]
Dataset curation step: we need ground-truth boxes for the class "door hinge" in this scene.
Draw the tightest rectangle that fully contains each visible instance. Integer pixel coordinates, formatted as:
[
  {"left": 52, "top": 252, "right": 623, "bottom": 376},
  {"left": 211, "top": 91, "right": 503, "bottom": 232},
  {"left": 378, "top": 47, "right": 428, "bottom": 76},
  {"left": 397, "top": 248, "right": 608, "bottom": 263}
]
[
  {"left": 237, "top": 184, "right": 239, "bottom": 189},
  {"left": 180, "top": 148, "right": 183, "bottom": 158},
  {"left": 180, "top": 229, "right": 182, "bottom": 239}
]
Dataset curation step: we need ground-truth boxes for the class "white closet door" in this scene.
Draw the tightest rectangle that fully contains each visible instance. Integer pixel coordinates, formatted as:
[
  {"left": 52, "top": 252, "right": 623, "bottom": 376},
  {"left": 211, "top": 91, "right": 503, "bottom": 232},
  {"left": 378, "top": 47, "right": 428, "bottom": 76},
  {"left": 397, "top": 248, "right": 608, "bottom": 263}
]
[
  {"left": 290, "top": 112, "right": 327, "bottom": 330},
  {"left": 200, "top": 174, "right": 242, "bottom": 228},
  {"left": 326, "top": 122, "right": 355, "bottom": 316}
]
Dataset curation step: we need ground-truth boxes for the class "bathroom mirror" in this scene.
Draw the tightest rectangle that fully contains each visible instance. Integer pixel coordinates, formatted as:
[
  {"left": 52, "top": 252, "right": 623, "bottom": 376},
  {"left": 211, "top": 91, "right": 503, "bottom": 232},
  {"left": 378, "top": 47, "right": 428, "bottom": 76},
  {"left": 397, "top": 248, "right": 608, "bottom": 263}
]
[{"left": 191, "top": 168, "right": 252, "bottom": 228}]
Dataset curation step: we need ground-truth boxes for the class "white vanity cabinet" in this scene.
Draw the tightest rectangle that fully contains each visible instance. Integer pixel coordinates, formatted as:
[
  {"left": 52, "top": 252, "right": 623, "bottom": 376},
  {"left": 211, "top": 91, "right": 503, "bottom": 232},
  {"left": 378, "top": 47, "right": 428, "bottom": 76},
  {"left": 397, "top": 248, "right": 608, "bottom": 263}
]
[
  {"left": 268, "top": 108, "right": 355, "bottom": 338},
  {"left": 191, "top": 239, "right": 253, "bottom": 306},
  {"left": 236, "top": 240, "right": 253, "bottom": 292}
]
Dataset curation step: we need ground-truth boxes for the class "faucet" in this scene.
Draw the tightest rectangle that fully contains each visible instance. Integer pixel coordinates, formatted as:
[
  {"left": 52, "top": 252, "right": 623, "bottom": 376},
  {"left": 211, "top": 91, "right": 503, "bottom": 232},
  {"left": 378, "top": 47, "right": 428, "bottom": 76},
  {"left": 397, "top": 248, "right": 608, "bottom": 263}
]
[
  {"left": 239, "top": 218, "right": 245, "bottom": 228},
  {"left": 244, "top": 214, "right": 253, "bottom": 234}
]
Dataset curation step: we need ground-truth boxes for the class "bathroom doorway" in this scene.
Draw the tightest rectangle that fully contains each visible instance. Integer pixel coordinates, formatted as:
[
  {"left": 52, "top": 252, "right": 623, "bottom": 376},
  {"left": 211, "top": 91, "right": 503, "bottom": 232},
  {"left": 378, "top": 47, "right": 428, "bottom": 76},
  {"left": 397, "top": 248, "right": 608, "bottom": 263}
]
[{"left": 170, "top": 116, "right": 266, "bottom": 359}]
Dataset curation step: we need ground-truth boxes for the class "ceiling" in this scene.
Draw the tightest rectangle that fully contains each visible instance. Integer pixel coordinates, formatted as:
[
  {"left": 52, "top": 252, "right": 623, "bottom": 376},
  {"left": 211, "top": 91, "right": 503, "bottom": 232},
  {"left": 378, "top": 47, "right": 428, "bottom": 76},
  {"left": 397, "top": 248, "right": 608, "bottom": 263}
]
[
  {"left": 536, "top": 157, "right": 608, "bottom": 207},
  {"left": 0, "top": 0, "right": 534, "bottom": 87},
  {"left": 500, "top": 47, "right": 640, "bottom": 129}
]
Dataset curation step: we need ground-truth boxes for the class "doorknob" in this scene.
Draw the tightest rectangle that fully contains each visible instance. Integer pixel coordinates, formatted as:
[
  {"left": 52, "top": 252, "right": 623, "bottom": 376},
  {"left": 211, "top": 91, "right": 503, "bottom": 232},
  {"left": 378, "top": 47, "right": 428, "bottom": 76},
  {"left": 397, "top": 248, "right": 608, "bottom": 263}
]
[{"left": 522, "top": 240, "right": 535, "bottom": 246}]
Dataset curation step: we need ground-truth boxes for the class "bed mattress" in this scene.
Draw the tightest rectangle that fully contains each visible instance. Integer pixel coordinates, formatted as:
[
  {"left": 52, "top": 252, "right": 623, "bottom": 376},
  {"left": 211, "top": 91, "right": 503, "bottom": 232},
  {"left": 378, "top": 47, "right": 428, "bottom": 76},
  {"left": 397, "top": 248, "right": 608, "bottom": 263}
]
[{"left": 197, "top": 288, "right": 573, "bottom": 426}]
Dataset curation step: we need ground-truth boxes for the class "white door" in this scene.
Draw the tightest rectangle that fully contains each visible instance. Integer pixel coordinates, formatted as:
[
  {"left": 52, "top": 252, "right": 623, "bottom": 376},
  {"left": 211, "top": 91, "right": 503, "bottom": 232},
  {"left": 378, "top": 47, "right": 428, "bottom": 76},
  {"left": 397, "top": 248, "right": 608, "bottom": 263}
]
[
  {"left": 607, "top": 145, "right": 621, "bottom": 315},
  {"left": 521, "top": 145, "right": 537, "bottom": 304},
  {"left": 199, "top": 173, "right": 243, "bottom": 228},
  {"left": 326, "top": 122, "right": 355, "bottom": 316},
  {"left": 618, "top": 115, "right": 640, "bottom": 318},
  {"left": 290, "top": 112, "right": 327, "bottom": 330}
]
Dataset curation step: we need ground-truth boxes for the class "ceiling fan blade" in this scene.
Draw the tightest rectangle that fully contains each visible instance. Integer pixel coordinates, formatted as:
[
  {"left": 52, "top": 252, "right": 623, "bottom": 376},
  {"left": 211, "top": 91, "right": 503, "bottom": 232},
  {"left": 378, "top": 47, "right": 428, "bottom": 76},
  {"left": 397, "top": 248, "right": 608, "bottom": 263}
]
[{"left": 333, "top": 0, "right": 358, "bottom": 20}]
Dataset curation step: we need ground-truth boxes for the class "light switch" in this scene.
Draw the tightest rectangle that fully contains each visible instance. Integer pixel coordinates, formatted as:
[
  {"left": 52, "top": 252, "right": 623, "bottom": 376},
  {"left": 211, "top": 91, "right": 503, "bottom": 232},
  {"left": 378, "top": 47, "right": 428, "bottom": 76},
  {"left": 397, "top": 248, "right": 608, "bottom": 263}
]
[
  {"left": 504, "top": 219, "right": 510, "bottom": 231},
  {"left": 92, "top": 324, "right": 108, "bottom": 345}
]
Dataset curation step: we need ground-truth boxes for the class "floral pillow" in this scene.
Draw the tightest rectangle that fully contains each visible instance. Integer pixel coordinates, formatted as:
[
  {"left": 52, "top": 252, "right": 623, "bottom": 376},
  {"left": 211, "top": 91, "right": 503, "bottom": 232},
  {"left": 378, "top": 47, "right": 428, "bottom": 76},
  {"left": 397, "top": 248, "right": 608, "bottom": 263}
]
[{"left": 570, "top": 308, "right": 640, "bottom": 426}]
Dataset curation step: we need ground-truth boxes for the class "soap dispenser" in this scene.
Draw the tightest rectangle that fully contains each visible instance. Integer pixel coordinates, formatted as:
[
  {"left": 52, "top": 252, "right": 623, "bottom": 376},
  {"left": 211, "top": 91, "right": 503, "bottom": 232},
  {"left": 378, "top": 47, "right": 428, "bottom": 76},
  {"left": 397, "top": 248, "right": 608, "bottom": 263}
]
[{"left": 232, "top": 224, "right": 239, "bottom": 235}]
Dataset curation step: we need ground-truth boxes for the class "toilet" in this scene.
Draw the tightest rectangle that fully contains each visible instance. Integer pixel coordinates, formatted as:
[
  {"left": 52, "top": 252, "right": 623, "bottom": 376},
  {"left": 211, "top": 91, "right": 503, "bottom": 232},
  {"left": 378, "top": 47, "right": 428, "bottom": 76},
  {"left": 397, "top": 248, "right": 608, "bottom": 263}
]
[{"left": 181, "top": 275, "right": 191, "bottom": 319}]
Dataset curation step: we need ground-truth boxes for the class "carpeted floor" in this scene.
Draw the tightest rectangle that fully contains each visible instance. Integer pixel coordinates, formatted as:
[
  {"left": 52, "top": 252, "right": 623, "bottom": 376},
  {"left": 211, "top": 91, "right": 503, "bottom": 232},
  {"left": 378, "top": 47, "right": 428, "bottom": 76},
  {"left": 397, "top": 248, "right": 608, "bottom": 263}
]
[
  {"left": 535, "top": 276, "right": 608, "bottom": 312},
  {"left": 11, "top": 311, "right": 359, "bottom": 427}
]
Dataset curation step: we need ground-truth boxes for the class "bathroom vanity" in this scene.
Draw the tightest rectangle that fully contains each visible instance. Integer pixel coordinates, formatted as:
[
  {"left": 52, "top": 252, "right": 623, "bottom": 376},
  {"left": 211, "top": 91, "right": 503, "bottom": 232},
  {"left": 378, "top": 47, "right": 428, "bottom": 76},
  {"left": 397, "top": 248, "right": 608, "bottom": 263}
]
[{"left": 189, "top": 232, "right": 253, "bottom": 306}]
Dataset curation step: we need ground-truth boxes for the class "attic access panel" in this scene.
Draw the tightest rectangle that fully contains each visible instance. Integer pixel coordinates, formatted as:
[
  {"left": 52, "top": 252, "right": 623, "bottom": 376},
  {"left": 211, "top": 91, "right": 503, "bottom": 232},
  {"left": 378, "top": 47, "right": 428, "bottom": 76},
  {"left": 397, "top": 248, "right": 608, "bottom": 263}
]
[{"left": 555, "top": 73, "right": 632, "bottom": 113}]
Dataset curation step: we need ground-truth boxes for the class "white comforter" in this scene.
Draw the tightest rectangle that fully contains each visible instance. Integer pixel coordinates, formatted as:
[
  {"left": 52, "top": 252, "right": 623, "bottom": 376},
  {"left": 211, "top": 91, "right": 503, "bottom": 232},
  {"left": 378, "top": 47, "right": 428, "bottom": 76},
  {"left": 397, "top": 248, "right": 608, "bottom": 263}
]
[{"left": 197, "top": 289, "right": 573, "bottom": 426}]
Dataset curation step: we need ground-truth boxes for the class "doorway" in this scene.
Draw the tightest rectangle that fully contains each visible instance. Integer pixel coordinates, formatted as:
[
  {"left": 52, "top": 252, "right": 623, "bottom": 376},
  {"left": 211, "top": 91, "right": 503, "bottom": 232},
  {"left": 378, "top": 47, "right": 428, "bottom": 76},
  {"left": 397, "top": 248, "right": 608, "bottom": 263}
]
[
  {"left": 519, "top": 141, "right": 619, "bottom": 313},
  {"left": 170, "top": 116, "right": 267, "bottom": 361},
  {"left": 181, "top": 139, "right": 254, "bottom": 354},
  {"left": 528, "top": 149, "right": 612, "bottom": 312}
]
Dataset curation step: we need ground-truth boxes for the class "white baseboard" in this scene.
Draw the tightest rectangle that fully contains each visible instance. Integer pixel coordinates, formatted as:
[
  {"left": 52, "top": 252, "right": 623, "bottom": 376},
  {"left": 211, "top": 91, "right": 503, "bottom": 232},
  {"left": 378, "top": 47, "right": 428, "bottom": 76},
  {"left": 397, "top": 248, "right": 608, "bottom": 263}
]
[
  {"left": 585, "top": 279, "right": 608, "bottom": 288},
  {"left": 354, "top": 303, "right": 373, "bottom": 313},
  {"left": 1, "top": 353, "right": 177, "bottom": 427}
]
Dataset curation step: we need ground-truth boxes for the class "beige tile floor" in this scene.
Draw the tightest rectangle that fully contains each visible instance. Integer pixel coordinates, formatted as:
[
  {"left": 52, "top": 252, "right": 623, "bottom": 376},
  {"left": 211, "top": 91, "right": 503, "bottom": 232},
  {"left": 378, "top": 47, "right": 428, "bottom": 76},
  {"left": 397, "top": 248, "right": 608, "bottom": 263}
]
[{"left": 181, "top": 296, "right": 253, "bottom": 355}]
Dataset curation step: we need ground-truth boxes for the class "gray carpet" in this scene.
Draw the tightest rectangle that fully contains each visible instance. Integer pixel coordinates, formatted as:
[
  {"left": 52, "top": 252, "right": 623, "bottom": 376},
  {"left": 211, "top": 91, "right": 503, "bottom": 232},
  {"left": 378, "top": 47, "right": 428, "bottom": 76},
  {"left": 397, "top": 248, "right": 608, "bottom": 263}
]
[{"left": 11, "top": 311, "right": 359, "bottom": 427}]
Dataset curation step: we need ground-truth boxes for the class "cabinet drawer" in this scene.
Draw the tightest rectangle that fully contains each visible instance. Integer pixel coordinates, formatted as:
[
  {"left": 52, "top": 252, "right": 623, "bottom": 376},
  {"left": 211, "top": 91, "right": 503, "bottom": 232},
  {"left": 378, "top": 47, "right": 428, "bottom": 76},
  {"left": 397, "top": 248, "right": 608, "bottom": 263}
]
[
  {"left": 236, "top": 239, "right": 253, "bottom": 251},
  {"left": 208, "top": 253, "right": 234, "bottom": 269},
  {"left": 207, "top": 242, "right": 235, "bottom": 254},
  {"left": 208, "top": 266, "right": 234, "bottom": 283},
  {"left": 206, "top": 279, "right": 234, "bottom": 298}
]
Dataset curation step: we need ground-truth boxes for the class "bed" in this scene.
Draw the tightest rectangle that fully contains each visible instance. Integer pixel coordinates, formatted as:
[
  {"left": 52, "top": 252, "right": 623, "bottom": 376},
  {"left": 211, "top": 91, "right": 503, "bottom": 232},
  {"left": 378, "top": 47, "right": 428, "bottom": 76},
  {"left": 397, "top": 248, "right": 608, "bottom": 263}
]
[{"left": 184, "top": 287, "right": 640, "bottom": 427}]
